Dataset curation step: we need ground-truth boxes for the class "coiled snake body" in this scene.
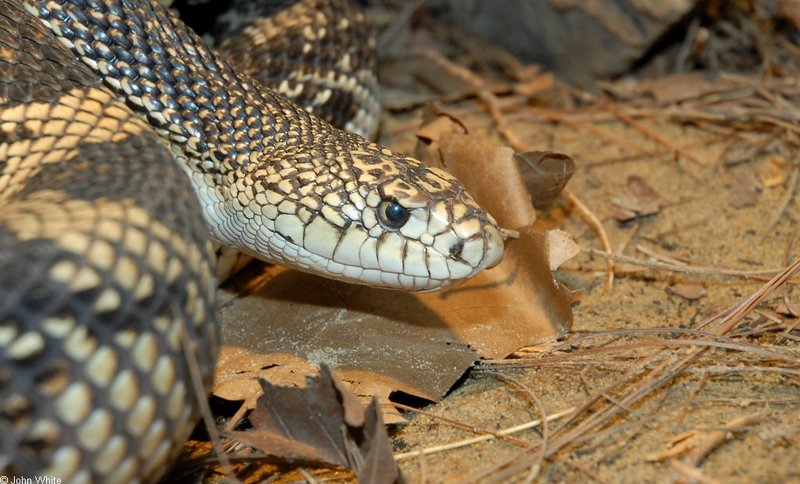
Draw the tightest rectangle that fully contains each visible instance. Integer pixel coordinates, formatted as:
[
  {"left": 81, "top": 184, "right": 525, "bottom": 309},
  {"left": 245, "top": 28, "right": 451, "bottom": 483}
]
[{"left": 0, "top": 0, "right": 504, "bottom": 481}]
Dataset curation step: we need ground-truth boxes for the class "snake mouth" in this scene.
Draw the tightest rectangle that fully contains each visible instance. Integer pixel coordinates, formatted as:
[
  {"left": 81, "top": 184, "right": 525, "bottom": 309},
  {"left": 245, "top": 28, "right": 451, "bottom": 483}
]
[{"left": 251, "top": 226, "right": 505, "bottom": 293}]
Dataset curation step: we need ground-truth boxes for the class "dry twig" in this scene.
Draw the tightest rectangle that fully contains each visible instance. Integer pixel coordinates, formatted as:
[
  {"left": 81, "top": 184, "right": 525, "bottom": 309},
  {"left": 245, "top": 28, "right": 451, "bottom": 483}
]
[
  {"left": 608, "top": 106, "right": 708, "bottom": 166},
  {"left": 565, "top": 192, "right": 615, "bottom": 287},
  {"left": 672, "top": 414, "right": 763, "bottom": 484},
  {"left": 583, "top": 248, "right": 789, "bottom": 278}
]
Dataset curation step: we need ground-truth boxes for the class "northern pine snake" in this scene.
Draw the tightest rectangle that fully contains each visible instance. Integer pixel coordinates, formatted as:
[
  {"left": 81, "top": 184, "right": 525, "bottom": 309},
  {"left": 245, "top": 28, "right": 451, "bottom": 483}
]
[{"left": 0, "top": 0, "right": 504, "bottom": 481}]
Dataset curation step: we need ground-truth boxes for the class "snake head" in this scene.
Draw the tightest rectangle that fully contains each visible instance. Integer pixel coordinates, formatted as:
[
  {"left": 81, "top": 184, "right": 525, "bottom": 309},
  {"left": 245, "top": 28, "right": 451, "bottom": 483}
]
[
  {"left": 354, "top": 158, "right": 505, "bottom": 291},
  {"left": 233, "top": 141, "right": 505, "bottom": 292},
  {"left": 211, "top": 138, "right": 503, "bottom": 292}
]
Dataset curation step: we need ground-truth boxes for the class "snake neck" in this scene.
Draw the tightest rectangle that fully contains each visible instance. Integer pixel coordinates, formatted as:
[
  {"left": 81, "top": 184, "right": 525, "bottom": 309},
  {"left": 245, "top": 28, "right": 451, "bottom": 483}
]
[{"left": 25, "top": 0, "right": 297, "bottom": 177}]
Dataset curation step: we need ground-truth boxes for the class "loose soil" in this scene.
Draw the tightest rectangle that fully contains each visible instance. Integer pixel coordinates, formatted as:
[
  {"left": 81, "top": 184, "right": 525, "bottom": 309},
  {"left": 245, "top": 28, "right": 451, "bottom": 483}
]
[{"left": 381, "top": 78, "right": 800, "bottom": 483}]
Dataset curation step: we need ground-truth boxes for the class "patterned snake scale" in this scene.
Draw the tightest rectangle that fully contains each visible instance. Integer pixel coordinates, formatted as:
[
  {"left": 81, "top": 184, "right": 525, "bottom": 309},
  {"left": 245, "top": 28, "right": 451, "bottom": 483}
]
[{"left": 0, "top": 0, "right": 504, "bottom": 481}]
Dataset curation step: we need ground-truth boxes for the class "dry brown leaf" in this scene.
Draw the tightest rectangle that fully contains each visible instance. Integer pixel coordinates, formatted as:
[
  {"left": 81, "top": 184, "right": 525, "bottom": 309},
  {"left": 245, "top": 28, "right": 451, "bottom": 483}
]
[
  {"left": 226, "top": 366, "right": 401, "bottom": 483},
  {"left": 727, "top": 175, "right": 761, "bottom": 209},
  {"left": 668, "top": 283, "right": 707, "bottom": 300},
  {"left": 612, "top": 175, "right": 662, "bottom": 221},
  {"left": 218, "top": 273, "right": 478, "bottom": 401},
  {"left": 358, "top": 395, "right": 401, "bottom": 484},
  {"left": 211, "top": 346, "right": 411, "bottom": 424},
  {"left": 212, "top": 350, "right": 313, "bottom": 410},
  {"left": 416, "top": 228, "right": 573, "bottom": 357},
  {"left": 516, "top": 151, "right": 575, "bottom": 210},
  {"left": 414, "top": 105, "right": 573, "bottom": 355},
  {"left": 546, "top": 229, "right": 581, "bottom": 271}
]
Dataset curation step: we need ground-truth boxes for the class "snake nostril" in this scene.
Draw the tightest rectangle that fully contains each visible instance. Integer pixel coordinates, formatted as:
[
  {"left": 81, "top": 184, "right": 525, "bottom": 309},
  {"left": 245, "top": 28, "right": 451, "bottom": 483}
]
[{"left": 448, "top": 240, "right": 464, "bottom": 258}]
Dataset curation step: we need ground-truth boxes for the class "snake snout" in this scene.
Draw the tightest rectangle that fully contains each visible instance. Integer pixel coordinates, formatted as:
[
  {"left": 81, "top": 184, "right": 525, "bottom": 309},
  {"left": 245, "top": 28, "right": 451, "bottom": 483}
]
[
  {"left": 446, "top": 206, "right": 504, "bottom": 270},
  {"left": 481, "top": 223, "right": 505, "bottom": 270},
  {"left": 453, "top": 218, "right": 504, "bottom": 276}
]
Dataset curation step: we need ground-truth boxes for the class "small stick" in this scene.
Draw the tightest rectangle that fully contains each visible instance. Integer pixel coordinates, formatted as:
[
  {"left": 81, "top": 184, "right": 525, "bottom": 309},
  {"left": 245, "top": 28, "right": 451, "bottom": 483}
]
[
  {"left": 671, "top": 461, "right": 721, "bottom": 484},
  {"left": 563, "top": 189, "right": 615, "bottom": 287},
  {"left": 393, "top": 407, "right": 575, "bottom": 461},
  {"left": 482, "top": 372, "right": 550, "bottom": 481},
  {"left": 178, "top": 310, "right": 235, "bottom": 480},
  {"left": 390, "top": 402, "right": 535, "bottom": 449},
  {"left": 565, "top": 458, "right": 611, "bottom": 484},
  {"left": 635, "top": 244, "right": 691, "bottom": 266},
  {"left": 376, "top": 0, "right": 424, "bottom": 55},
  {"left": 538, "top": 110, "right": 658, "bottom": 161},
  {"left": 411, "top": 45, "right": 527, "bottom": 152},
  {"left": 583, "top": 248, "right": 788, "bottom": 277},
  {"left": 616, "top": 223, "right": 640, "bottom": 258},
  {"left": 673, "top": 414, "right": 763, "bottom": 484},
  {"left": 609, "top": 106, "right": 708, "bottom": 166}
]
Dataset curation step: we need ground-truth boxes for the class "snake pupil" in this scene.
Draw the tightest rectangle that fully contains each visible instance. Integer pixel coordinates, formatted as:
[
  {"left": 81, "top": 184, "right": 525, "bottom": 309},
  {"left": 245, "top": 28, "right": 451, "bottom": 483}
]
[{"left": 377, "top": 200, "right": 410, "bottom": 230}]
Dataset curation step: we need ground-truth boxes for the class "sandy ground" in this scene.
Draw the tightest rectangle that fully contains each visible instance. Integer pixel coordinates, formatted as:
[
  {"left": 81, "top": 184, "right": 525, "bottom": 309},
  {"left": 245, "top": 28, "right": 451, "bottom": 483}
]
[{"left": 382, "top": 78, "right": 800, "bottom": 483}]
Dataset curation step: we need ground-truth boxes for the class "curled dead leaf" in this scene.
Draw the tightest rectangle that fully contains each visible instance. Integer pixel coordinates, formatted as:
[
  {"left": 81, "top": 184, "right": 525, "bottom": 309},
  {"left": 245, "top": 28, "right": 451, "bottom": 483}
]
[
  {"left": 226, "top": 366, "right": 401, "bottom": 483},
  {"left": 516, "top": 151, "right": 575, "bottom": 210},
  {"left": 212, "top": 350, "right": 314, "bottom": 412},
  {"left": 416, "top": 227, "right": 573, "bottom": 357},
  {"left": 547, "top": 229, "right": 581, "bottom": 271},
  {"left": 612, "top": 175, "right": 662, "bottom": 221},
  {"left": 415, "top": 103, "right": 536, "bottom": 229},
  {"left": 414, "top": 105, "right": 574, "bottom": 351}
]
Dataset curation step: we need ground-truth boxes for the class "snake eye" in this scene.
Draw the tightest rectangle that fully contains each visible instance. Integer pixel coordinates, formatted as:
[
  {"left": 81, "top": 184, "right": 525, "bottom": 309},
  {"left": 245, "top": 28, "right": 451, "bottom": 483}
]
[{"left": 377, "top": 199, "right": 410, "bottom": 230}]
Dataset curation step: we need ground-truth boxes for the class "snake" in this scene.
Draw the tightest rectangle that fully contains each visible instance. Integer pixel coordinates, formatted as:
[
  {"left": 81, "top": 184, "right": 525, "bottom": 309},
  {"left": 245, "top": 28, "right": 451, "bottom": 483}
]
[{"left": 0, "top": 0, "right": 505, "bottom": 481}]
